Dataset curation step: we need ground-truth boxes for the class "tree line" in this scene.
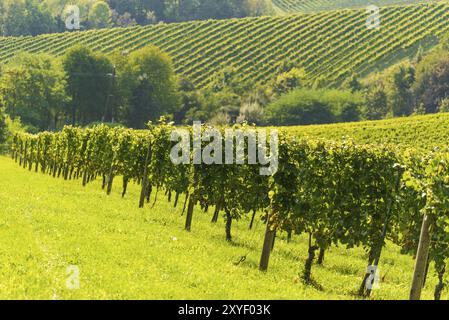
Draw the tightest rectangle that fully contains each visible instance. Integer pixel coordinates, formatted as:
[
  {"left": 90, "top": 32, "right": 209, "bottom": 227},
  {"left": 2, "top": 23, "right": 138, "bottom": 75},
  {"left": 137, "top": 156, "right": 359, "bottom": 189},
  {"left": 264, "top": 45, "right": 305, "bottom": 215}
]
[
  {"left": 2, "top": 37, "right": 449, "bottom": 138},
  {"left": 0, "top": 0, "right": 273, "bottom": 37},
  {"left": 0, "top": 45, "right": 179, "bottom": 131}
]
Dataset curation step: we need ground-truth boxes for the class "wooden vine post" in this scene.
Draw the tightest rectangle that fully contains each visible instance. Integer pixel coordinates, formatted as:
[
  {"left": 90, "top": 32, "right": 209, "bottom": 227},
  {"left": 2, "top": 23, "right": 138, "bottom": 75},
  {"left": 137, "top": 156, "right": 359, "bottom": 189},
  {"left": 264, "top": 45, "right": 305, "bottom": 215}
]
[
  {"left": 106, "top": 159, "right": 115, "bottom": 195},
  {"left": 139, "top": 141, "right": 152, "bottom": 208},
  {"left": 185, "top": 195, "right": 195, "bottom": 231},
  {"left": 259, "top": 211, "right": 276, "bottom": 272},
  {"left": 410, "top": 213, "right": 433, "bottom": 300}
]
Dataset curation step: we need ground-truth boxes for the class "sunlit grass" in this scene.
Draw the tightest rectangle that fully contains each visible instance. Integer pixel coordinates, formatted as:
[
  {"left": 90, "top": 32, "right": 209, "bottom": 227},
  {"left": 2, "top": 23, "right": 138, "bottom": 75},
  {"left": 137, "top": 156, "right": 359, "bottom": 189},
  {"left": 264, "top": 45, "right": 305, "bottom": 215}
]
[{"left": 0, "top": 156, "right": 444, "bottom": 300}]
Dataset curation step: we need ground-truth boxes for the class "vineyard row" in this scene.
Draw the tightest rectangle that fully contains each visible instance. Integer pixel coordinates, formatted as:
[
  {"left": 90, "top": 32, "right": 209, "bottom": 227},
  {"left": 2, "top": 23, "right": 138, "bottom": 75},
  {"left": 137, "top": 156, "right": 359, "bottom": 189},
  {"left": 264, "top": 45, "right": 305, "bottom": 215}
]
[
  {"left": 1, "top": 2, "right": 449, "bottom": 87},
  {"left": 10, "top": 123, "right": 449, "bottom": 299}
]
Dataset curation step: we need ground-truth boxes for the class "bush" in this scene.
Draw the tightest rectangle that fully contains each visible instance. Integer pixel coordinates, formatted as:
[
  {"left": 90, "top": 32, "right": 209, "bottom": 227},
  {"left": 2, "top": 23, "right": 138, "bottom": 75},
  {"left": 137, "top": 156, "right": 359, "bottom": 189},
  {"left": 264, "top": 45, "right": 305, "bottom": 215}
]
[
  {"left": 0, "top": 109, "right": 6, "bottom": 146},
  {"left": 438, "top": 98, "right": 449, "bottom": 113},
  {"left": 265, "top": 88, "right": 364, "bottom": 126},
  {"left": 237, "top": 102, "right": 264, "bottom": 124},
  {"left": 272, "top": 68, "right": 307, "bottom": 96},
  {"left": 0, "top": 114, "right": 25, "bottom": 154},
  {"left": 414, "top": 49, "right": 449, "bottom": 114}
]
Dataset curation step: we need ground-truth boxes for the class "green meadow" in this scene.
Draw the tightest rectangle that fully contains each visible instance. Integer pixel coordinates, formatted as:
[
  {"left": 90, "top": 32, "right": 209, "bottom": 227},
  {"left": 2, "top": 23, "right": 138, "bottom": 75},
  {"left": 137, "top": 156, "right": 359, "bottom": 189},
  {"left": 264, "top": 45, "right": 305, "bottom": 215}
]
[{"left": 0, "top": 156, "right": 442, "bottom": 300}]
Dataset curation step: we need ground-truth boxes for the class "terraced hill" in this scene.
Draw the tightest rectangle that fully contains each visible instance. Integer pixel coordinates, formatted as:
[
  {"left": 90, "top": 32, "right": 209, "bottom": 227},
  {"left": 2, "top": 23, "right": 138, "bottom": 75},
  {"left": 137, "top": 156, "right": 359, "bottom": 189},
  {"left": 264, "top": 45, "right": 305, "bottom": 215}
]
[
  {"left": 272, "top": 0, "right": 433, "bottom": 13},
  {"left": 1, "top": 2, "right": 449, "bottom": 88}
]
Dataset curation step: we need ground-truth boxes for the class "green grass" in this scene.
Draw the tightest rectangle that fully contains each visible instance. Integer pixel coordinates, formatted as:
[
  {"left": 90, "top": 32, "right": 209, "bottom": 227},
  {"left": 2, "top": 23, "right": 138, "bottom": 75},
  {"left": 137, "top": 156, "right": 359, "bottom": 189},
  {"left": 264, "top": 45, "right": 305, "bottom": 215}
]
[{"left": 0, "top": 156, "right": 444, "bottom": 300}]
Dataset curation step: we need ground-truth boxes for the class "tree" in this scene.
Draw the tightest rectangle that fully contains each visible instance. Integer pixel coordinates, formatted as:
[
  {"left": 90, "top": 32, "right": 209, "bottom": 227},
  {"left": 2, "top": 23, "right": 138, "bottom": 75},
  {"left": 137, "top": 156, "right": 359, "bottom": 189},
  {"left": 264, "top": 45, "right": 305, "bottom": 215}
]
[
  {"left": 265, "top": 88, "right": 363, "bottom": 126},
  {"left": 63, "top": 46, "right": 115, "bottom": 125},
  {"left": 438, "top": 98, "right": 449, "bottom": 113},
  {"left": 363, "top": 85, "right": 388, "bottom": 120},
  {"left": 163, "top": 0, "right": 271, "bottom": 22},
  {"left": 108, "top": 0, "right": 165, "bottom": 24},
  {"left": 244, "top": 0, "right": 274, "bottom": 16},
  {"left": 343, "top": 73, "right": 363, "bottom": 93},
  {"left": 272, "top": 68, "right": 307, "bottom": 96},
  {"left": 118, "top": 46, "right": 180, "bottom": 128},
  {"left": 387, "top": 63, "right": 415, "bottom": 116},
  {"left": 0, "top": 53, "right": 68, "bottom": 131},
  {"left": 47, "top": 0, "right": 93, "bottom": 30},
  {"left": 1, "top": 0, "right": 59, "bottom": 36},
  {"left": 209, "top": 67, "right": 253, "bottom": 96},
  {"left": 0, "top": 2, "right": 6, "bottom": 35},
  {"left": 88, "top": 1, "right": 112, "bottom": 28},
  {"left": 1, "top": 0, "right": 272, "bottom": 35},
  {"left": 173, "top": 78, "right": 205, "bottom": 124},
  {"left": 414, "top": 49, "right": 449, "bottom": 114},
  {"left": 111, "top": 11, "right": 137, "bottom": 28}
]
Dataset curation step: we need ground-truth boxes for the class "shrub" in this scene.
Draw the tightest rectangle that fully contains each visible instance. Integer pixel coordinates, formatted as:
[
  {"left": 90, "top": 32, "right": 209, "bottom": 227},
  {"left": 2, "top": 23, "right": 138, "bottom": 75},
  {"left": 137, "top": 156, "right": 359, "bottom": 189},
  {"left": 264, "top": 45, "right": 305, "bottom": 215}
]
[{"left": 265, "top": 88, "right": 364, "bottom": 126}]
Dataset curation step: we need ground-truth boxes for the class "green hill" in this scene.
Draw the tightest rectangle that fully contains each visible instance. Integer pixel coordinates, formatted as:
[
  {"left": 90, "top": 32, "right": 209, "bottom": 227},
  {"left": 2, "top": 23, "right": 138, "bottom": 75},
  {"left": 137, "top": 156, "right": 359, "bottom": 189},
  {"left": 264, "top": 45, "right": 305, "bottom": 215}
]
[
  {"left": 1, "top": 2, "right": 449, "bottom": 88},
  {"left": 272, "top": 0, "right": 434, "bottom": 13},
  {"left": 285, "top": 112, "right": 449, "bottom": 152}
]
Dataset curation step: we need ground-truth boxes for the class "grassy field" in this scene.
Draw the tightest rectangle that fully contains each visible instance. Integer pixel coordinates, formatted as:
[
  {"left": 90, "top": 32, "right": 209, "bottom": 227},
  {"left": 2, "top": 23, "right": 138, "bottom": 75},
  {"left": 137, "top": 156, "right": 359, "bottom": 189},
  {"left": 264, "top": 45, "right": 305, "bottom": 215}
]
[{"left": 0, "top": 156, "right": 444, "bottom": 300}]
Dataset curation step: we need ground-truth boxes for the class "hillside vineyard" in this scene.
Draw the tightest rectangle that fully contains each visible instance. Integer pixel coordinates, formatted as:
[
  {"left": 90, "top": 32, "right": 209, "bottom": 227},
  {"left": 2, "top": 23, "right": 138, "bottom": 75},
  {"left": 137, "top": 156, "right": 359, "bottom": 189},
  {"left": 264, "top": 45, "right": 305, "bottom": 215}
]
[
  {"left": 286, "top": 113, "right": 449, "bottom": 152},
  {"left": 10, "top": 122, "right": 449, "bottom": 299},
  {"left": 272, "top": 0, "right": 431, "bottom": 13},
  {"left": 1, "top": 2, "right": 449, "bottom": 87}
]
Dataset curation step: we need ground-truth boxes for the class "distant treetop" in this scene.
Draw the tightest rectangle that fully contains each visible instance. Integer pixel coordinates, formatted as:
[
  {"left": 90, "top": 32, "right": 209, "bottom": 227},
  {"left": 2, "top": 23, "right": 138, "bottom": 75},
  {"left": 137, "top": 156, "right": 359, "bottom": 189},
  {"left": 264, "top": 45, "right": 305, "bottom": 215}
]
[{"left": 0, "top": 0, "right": 273, "bottom": 37}]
